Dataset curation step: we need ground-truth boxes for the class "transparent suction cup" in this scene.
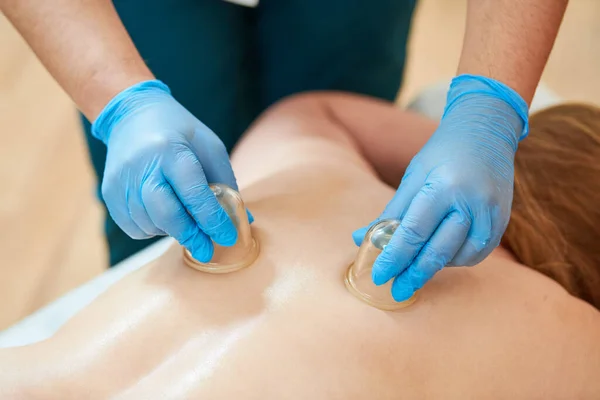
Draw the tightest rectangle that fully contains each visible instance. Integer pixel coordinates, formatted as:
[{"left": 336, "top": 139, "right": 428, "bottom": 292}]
[
  {"left": 345, "top": 219, "right": 417, "bottom": 311},
  {"left": 183, "top": 184, "right": 259, "bottom": 274}
]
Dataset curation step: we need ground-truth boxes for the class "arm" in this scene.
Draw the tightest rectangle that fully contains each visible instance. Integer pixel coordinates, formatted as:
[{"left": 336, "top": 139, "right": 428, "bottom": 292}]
[
  {"left": 1, "top": 1, "right": 240, "bottom": 261},
  {"left": 232, "top": 92, "right": 437, "bottom": 189},
  {"left": 0, "top": 0, "right": 153, "bottom": 120},
  {"left": 352, "top": 0, "right": 569, "bottom": 302},
  {"left": 459, "top": 0, "right": 568, "bottom": 104},
  {"left": 318, "top": 94, "right": 437, "bottom": 188}
]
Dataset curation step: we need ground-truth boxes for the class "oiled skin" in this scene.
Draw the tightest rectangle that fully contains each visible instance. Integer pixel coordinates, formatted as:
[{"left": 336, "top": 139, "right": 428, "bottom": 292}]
[{"left": 2, "top": 94, "right": 599, "bottom": 399}]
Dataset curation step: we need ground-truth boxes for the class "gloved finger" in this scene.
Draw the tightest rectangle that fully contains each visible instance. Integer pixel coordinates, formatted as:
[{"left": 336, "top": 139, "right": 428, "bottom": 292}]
[
  {"left": 372, "top": 184, "right": 451, "bottom": 286},
  {"left": 102, "top": 179, "right": 150, "bottom": 240},
  {"left": 127, "top": 182, "right": 165, "bottom": 237},
  {"left": 390, "top": 210, "right": 470, "bottom": 301},
  {"left": 352, "top": 226, "right": 369, "bottom": 247},
  {"left": 246, "top": 209, "right": 255, "bottom": 224},
  {"left": 352, "top": 170, "right": 422, "bottom": 246},
  {"left": 192, "top": 134, "right": 240, "bottom": 191},
  {"left": 142, "top": 176, "right": 213, "bottom": 262},
  {"left": 449, "top": 209, "right": 493, "bottom": 267},
  {"left": 164, "top": 147, "right": 237, "bottom": 247}
]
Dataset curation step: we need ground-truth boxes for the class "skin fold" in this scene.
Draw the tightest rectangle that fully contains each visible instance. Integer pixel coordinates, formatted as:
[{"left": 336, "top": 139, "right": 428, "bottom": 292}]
[{"left": 1, "top": 93, "right": 599, "bottom": 399}]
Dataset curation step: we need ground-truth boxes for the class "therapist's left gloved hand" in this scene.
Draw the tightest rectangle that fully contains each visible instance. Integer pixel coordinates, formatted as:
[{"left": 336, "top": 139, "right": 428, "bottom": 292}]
[{"left": 353, "top": 74, "right": 529, "bottom": 301}]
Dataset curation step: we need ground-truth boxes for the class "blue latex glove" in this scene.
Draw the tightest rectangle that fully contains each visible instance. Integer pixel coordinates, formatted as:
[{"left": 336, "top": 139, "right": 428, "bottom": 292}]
[
  {"left": 93, "top": 80, "right": 246, "bottom": 262},
  {"left": 353, "top": 74, "right": 529, "bottom": 301}
]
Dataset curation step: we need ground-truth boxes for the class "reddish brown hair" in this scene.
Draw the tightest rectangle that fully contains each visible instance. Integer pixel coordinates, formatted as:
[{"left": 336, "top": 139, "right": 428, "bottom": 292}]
[{"left": 503, "top": 103, "right": 600, "bottom": 309}]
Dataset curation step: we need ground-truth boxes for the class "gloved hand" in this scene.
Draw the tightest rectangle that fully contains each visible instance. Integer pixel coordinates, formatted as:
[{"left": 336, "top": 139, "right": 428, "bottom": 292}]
[
  {"left": 92, "top": 80, "right": 246, "bottom": 262},
  {"left": 353, "top": 74, "right": 529, "bottom": 301}
]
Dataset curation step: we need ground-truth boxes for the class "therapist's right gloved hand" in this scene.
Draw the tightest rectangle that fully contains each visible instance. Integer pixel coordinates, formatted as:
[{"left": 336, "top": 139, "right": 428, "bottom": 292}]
[{"left": 92, "top": 80, "right": 240, "bottom": 262}]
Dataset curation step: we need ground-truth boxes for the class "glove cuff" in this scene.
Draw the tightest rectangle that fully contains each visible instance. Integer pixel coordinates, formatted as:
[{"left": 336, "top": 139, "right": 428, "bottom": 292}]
[
  {"left": 443, "top": 74, "right": 530, "bottom": 142},
  {"left": 91, "top": 80, "right": 172, "bottom": 144}
]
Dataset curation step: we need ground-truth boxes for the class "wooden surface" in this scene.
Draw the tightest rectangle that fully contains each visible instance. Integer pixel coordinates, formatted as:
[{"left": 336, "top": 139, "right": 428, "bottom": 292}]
[{"left": 1, "top": 0, "right": 599, "bottom": 330}]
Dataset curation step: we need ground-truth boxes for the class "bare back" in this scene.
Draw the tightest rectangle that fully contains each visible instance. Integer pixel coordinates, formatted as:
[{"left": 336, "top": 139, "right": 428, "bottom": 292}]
[{"left": 2, "top": 94, "right": 599, "bottom": 400}]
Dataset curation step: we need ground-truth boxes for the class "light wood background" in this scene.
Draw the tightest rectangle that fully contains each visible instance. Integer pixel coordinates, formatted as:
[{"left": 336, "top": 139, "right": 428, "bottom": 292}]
[{"left": 1, "top": 0, "right": 599, "bottom": 330}]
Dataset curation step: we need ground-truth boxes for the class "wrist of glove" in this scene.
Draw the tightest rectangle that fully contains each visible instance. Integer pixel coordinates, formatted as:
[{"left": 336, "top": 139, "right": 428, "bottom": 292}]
[
  {"left": 429, "top": 74, "right": 530, "bottom": 184},
  {"left": 92, "top": 80, "right": 172, "bottom": 144},
  {"left": 442, "top": 74, "right": 529, "bottom": 146}
]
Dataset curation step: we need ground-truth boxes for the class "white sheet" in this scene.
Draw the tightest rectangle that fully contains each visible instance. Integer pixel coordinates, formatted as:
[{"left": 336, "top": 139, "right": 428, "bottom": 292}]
[
  {"left": 0, "top": 238, "right": 174, "bottom": 348},
  {"left": 0, "top": 81, "right": 563, "bottom": 348}
]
